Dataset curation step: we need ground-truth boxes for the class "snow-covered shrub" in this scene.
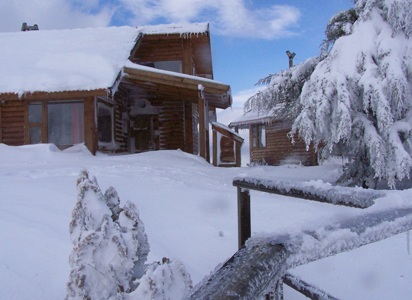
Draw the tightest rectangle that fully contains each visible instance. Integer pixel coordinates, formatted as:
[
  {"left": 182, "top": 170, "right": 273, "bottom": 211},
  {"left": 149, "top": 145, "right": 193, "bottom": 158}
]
[
  {"left": 66, "top": 169, "right": 149, "bottom": 299},
  {"left": 128, "top": 258, "right": 193, "bottom": 300}
]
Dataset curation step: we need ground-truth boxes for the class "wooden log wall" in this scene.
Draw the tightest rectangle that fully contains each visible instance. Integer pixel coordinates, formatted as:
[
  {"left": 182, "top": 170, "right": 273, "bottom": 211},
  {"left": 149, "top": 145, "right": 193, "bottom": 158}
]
[
  {"left": 251, "top": 121, "right": 317, "bottom": 166},
  {"left": 84, "top": 97, "right": 97, "bottom": 155},
  {"left": 113, "top": 89, "right": 129, "bottom": 153},
  {"left": 192, "top": 103, "right": 199, "bottom": 155},
  {"left": 131, "top": 35, "right": 184, "bottom": 64},
  {"left": 0, "top": 101, "right": 25, "bottom": 146},
  {"left": 220, "top": 136, "right": 235, "bottom": 163},
  {"left": 159, "top": 101, "right": 185, "bottom": 150}
]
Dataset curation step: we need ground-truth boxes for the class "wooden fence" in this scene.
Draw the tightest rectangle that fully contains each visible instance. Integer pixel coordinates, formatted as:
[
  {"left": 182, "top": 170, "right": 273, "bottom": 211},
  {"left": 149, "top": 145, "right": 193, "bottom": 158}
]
[{"left": 185, "top": 177, "right": 412, "bottom": 300}]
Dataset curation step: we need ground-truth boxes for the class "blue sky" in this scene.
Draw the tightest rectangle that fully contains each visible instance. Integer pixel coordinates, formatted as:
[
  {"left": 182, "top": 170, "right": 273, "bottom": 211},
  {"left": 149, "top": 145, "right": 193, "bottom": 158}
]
[{"left": 0, "top": 0, "right": 353, "bottom": 116}]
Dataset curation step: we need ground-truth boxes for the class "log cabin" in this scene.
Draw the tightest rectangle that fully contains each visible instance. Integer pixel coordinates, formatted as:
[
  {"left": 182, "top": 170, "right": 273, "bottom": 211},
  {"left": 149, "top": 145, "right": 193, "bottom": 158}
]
[
  {"left": 229, "top": 109, "right": 318, "bottom": 166},
  {"left": 0, "top": 23, "right": 232, "bottom": 162}
]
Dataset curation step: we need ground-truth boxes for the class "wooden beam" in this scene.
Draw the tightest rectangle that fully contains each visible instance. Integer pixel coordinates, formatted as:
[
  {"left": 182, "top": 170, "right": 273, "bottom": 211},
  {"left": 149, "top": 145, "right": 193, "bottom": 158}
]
[
  {"left": 237, "top": 187, "right": 251, "bottom": 249},
  {"left": 213, "top": 130, "right": 217, "bottom": 166},
  {"left": 205, "top": 101, "right": 210, "bottom": 163},
  {"left": 41, "top": 101, "right": 48, "bottom": 143},
  {"left": 124, "top": 67, "right": 230, "bottom": 94},
  {"left": 233, "top": 177, "right": 382, "bottom": 209},
  {"left": 198, "top": 91, "right": 206, "bottom": 159},
  {"left": 187, "top": 242, "right": 288, "bottom": 299},
  {"left": 184, "top": 102, "right": 194, "bottom": 154},
  {"left": 236, "top": 141, "right": 242, "bottom": 167},
  {"left": 24, "top": 102, "right": 29, "bottom": 145},
  {"left": 0, "top": 89, "right": 107, "bottom": 102},
  {"left": 84, "top": 97, "right": 97, "bottom": 155}
]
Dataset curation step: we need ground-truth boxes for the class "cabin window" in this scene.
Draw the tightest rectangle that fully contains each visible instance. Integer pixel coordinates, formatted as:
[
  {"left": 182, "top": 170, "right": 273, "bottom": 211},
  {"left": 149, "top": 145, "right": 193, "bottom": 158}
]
[
  {"left": 28, "top": 103, "right": 42, "bottom": 144},
  {"left": 154, "top": 60, "right": 182, "bottom": 73},
  {"left": 48, "top": 101, "right": 84, "bottom": 146},
  {"left": 252, "top": 124, "right": 266, "bottom": 148},
  {"left": 98, "top": 102, "right": 113, "bottom": 143}
]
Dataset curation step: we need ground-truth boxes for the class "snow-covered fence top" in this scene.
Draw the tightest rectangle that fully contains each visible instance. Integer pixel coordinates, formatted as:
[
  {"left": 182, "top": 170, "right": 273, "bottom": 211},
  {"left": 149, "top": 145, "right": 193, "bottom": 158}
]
[
  {"left": 187, "top": 202, "right": 412, "bottom": 299},
  {"left": 187, "top": 206, "right": 412, "bottom": 299},
  {"left": 233, "top": 176, "right": 385, "bottom": 208}
]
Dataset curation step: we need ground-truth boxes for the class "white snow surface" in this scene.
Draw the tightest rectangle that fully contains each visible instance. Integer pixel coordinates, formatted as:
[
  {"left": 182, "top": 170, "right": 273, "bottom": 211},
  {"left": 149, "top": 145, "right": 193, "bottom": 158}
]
[
  {"left": 0, "top": 23, "right": 208, "bottom": 96},
  {"left": 0, "top": 144, "right": 412, "bottom": 299}
]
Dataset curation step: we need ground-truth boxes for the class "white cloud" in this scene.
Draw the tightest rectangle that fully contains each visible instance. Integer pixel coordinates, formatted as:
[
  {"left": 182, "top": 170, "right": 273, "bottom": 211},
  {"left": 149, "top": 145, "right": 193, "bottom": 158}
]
[
  {"left": 0, "top": 0, "right": 112, "bottom": 32},
  {"left": 116, "top": 0, "right": 301, "bottom": 39},
  {"left": 0, "top": 0, "right": 300, "bottom": 39}
]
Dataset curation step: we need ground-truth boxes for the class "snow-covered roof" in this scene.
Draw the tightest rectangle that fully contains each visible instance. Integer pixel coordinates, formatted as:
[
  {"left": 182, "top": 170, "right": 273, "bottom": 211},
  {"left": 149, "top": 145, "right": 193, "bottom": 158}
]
[
  {"left": 211, "top": 122, "right": 243, "bottom": 142},
  {"left": 138, "top": 23, "right": 209, "bottom": 36},
  {"left": 0, "top": 23, "right": 209, "bottom": 96}
]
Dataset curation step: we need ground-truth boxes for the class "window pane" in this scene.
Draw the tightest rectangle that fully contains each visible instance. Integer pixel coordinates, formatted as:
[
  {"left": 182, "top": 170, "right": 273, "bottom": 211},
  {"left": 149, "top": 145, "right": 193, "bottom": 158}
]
[
  {"left": 98, "top": 104, "right": 112, "bottom": 143},
  {"left": 29, "top": 126, "right": 41, "bottom": 144},
  {"left": 252, "top": 125, "right": 257, "bottom": 147},
  {"left": 258, "top": 125, "right": 266, "bottom": 148},
  {"left": 154, "top": 60, "right": 182, "bottom": 73},
  {"left": 28, "top": 103, "right": 42, "bottom": 123},
  {"left": 48, "top": 102, "right": 84, "bottom": 145}
]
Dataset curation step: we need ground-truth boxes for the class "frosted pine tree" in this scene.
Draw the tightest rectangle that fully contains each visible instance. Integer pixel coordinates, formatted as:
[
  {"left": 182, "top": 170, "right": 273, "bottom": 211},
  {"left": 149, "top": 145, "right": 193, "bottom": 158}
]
[
  {"left": 66, "top": 169, "right": 149, "bottom": 299},
  {"left": 248, "top": 0, "right": 412, "bottom": 188}
]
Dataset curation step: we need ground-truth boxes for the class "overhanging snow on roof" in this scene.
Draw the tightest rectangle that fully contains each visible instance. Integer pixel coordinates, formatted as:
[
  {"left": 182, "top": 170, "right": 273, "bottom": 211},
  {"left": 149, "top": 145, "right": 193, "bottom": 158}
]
[
  {"left": 229, "top": 104, "right": 286, "bottom": 129},
  {"left": 0, "top": 23, "right": 211, "bottom": 97}
]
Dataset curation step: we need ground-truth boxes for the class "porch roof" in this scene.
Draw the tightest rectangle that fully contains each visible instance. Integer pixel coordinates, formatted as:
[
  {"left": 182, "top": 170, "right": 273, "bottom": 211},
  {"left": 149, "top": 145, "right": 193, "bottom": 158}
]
[{"left": 122, "top": 63, "right": 232, "bottom": 109}]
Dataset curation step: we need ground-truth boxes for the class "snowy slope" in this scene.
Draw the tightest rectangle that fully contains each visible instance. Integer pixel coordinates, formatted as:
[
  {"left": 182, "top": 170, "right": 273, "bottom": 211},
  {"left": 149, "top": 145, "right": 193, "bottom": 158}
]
[{"left": 0, "top": 144, "right": 411, "bottom": 299}]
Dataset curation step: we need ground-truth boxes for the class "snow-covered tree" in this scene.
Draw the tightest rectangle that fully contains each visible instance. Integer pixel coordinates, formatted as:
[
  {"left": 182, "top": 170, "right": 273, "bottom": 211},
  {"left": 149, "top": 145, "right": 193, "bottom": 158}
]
[
  {"left": 247, "top": 0, "right": 412, "bottom": 188},
  {"left": 66, "top": 169, "right": 192, "bottom": 300},
  {"left": 66, "top": 169, "right": 149, "bottom": 299}
]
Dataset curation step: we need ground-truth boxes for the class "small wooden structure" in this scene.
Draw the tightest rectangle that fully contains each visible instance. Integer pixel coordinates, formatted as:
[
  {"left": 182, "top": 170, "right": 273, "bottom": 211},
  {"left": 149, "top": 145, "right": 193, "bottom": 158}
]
[
  {"left": 212, "top": 122, "right": 244, "bottom": 167},
  {"left": 0, "top": 24, "right": 232, "bottom": 161},
  {"left": 229, "top": 110, "right": 317, "bottom": 166}
]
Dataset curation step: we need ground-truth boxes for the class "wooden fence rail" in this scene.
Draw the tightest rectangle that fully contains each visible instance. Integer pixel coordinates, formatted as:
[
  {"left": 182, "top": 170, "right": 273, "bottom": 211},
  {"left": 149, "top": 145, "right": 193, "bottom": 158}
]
[{"left": 185, "top": 177, "right": 412, "bottom": 300}]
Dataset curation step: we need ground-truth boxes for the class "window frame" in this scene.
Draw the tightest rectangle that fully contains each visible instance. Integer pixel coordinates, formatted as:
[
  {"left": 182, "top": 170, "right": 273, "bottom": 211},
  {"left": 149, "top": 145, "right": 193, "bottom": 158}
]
[
  {"left": 26, "top": 99, "right": 84, "bottom": 148},
  {"left": 97, "top": 100, "right": 114, "bottom": 146},
  {"left": 251, "top": 124, "right": 266, "bottom": 148}
]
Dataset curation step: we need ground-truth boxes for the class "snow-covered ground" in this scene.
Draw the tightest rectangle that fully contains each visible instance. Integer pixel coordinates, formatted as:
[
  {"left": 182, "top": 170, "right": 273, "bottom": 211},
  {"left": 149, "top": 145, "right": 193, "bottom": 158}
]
[{"left": 0, "top": 143, "right": 411, "bottom": 299}]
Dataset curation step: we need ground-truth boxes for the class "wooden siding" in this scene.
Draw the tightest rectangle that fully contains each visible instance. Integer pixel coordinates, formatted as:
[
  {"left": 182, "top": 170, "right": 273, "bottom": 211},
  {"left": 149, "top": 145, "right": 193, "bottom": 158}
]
[
  {"left": 192, "top": 103, "right": 199, "bottom": 155},
  {"left": 131, "top": 35, "right": 184, "bottom": 64},
  {"left": 130, "top": 33, "right": 212, "bottom": 80},
  {"left": 113, "top": 89, "right": 129, "bottom": 153},
  {"left": 83, "top": 97, "right": 97, "bottom": 155},
  {"left": 0, "top": 101, "right": 25, "bottom": 146},
  {"left": 159, "top": 101, "right": 185, "bottom": 150},
  {"left": 251, "top": 121, "right": 317, "bottom": 166}
]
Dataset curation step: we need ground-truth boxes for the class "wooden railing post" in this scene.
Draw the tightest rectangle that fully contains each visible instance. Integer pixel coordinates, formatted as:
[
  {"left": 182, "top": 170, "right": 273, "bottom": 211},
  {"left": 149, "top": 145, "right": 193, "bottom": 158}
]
[{"left": 237, "top": 187, "right": 251, "bottom": 249}]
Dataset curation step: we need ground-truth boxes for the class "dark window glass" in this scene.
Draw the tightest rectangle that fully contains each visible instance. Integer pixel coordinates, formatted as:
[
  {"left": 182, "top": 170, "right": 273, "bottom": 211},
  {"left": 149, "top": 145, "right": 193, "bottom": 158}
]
[
  {"left": 28, "top": 103, "right": 42, "bottom": 123},
  {"left": 154, "top": 60, "right": 182, "bottom": 73},
  {"left": 98, "top": 103, "right": 112, "bottom": 143},
  {"left": 48, "top": 102, "right": 84, "bottom": 145},
  {"left": 29, "top": 126, "right": 41, "bottom": 144}
]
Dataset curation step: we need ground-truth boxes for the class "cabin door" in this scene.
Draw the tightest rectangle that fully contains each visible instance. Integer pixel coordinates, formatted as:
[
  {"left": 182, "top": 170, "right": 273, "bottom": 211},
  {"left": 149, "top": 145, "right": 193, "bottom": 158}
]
[{"left": 133, "top": 115, "right": 159, "bottom": 152}]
